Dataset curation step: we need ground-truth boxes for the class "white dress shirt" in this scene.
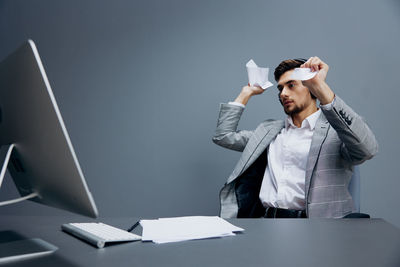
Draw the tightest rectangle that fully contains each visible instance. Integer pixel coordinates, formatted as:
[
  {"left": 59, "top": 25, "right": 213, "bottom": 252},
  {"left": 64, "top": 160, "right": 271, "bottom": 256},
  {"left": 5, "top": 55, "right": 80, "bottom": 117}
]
[
  {"left": 259, "top": 109, "right": 321, "bottom": 210},
  {"left": 228, "top": 99, "right": 334, "bottom": 210}
]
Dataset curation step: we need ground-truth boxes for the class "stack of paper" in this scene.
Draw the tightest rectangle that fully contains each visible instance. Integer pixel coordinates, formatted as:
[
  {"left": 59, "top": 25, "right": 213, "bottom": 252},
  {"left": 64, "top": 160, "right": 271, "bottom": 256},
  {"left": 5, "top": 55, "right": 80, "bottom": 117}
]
[
  {"left": 246, "top": 59, "right": 273, "bottom": 90},
  {"left": 140, "top": 216, "right": 244, "bottom": 244}
]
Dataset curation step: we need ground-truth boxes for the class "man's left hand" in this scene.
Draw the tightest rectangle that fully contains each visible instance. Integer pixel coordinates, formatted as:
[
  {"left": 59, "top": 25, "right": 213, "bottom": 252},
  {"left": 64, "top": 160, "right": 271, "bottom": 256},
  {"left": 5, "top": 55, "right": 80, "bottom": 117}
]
[{"left": 300, "top": 56, "right": 335, "bottom": 105}]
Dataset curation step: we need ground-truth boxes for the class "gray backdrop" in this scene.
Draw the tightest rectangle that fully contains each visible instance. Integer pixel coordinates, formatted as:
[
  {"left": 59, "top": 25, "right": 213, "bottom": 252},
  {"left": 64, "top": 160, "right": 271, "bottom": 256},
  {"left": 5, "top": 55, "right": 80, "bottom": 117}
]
[{"left": 1, "top": 0, "right": 400, "bottom": 227}]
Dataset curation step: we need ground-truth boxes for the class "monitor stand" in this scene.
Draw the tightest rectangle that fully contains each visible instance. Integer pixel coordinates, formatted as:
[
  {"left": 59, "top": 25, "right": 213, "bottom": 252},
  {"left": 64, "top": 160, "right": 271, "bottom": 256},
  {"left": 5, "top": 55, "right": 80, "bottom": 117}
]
[
  {"left": 0, "top": 144, "right": 58, "bottom": 263},
  {"left": 0, "top": 234, "right": 58, "bottom": 264}
]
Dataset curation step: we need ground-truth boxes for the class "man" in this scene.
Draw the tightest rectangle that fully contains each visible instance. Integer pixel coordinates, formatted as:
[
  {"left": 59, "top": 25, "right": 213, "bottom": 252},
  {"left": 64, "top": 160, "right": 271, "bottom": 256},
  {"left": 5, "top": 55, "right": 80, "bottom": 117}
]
[{"left": 212, "top": 57, "right": 378, "bottom": 218}]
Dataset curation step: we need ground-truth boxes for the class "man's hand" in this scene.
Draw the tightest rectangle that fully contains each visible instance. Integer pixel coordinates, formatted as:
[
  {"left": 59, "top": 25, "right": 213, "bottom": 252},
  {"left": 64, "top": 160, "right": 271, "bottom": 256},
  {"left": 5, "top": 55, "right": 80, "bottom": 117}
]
[
  {"left": 300, "top": 57, "right": 335, "bottom": 105},
  {"left": 233, "top": 84, "right": 264, "bottom": 106}
]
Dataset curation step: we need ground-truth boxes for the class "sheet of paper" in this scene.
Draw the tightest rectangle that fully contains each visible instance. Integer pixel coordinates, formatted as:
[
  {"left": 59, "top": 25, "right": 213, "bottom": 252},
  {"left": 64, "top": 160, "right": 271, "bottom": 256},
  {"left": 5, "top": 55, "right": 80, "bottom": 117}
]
[
  {"left": 246, "top": 59, "right": 273, "bottom": 90},
  {"left": 153, "top": 232, "right": 235, "bottom": 244},
  {"left": 290, "top": 68, "right": 318, "bottom": 81},
  {"left": 140, "top": 216, "right": 244, "bottom": 244}
]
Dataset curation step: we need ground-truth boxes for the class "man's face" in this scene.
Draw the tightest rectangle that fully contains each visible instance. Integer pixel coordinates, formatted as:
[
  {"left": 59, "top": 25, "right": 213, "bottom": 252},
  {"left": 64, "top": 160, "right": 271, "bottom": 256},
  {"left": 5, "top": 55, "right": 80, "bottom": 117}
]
[{"left": 277, "top": 70, "right": 315, "bottom": 115}]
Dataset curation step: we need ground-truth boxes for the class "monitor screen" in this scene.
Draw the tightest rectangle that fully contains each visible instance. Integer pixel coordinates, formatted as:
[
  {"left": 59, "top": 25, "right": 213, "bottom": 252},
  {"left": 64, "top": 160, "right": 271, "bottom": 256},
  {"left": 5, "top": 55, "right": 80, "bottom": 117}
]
[{"left": 0, "top": 40, "right": 98, "bottom": 218}]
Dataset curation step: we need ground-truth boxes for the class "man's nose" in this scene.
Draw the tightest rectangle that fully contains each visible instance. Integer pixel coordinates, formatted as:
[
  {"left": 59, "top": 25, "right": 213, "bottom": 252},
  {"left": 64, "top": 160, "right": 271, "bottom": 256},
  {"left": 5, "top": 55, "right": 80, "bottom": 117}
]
[{"left": 281, "top": 86, "right": 289, "bottom": 98}]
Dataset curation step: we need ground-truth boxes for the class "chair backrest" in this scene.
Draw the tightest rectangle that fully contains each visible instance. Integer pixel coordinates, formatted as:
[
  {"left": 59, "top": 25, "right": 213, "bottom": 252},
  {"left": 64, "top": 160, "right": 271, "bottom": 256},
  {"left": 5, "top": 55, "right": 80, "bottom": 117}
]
[{"left": 348, "top": 166, "right": 360, "bottom": 212}]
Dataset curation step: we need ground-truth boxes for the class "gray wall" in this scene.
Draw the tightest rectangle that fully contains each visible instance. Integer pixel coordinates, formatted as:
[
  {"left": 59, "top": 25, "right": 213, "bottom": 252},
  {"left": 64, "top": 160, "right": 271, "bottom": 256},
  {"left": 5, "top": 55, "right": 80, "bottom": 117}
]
[{"left": 1, "top": 0, "right": 399, "bottom": 227}]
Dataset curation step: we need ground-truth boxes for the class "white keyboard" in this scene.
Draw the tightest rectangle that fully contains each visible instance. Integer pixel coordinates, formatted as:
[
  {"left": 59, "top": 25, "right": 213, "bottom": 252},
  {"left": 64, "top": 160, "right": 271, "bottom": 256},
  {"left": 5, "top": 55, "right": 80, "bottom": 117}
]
[{"left": 62, "top": 222, "right": 141, "bottom": 248}]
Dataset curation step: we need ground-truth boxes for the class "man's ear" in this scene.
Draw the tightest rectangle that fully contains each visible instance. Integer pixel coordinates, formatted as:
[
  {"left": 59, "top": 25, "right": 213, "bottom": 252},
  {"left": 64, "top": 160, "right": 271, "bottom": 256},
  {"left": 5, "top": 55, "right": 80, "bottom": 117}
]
[
  {"left": 303, "top": 85, "right": 317, "bottom": 100},
  {"left": 309, "top": 89, "right": 317, "bottom": 100}
]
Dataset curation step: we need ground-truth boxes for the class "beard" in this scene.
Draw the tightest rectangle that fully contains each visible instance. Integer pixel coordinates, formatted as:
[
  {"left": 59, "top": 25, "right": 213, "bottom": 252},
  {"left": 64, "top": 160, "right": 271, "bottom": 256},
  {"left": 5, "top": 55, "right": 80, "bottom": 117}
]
[
  {"left": 280, "top": 98, "right": 304, "bottom": 115},
  {"left": 283, "top": 104, "right": 303, "bottom": 115}
]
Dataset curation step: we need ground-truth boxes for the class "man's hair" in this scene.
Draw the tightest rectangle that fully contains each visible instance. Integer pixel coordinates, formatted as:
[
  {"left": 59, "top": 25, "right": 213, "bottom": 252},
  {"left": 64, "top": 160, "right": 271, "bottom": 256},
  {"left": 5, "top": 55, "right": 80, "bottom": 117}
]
[{"left": 274, "top": 58, "right": 316, "bottom": 99}]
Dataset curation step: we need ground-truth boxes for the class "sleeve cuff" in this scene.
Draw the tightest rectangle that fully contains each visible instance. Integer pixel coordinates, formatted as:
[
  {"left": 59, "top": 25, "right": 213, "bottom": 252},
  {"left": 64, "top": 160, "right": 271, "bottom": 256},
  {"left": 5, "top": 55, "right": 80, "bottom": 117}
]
[
  {"left": 320, "top": 96, "right": 336, "bottom": 111},
  {"left": 228, "top": 101, "right": 245, "bottom": 108}
]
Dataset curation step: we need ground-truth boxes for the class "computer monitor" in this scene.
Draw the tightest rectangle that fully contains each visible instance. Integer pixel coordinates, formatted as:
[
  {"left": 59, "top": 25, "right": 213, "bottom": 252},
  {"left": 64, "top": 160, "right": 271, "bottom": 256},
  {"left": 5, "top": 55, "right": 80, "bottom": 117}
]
[{"left": 0, "top": 40, "right": 98, "bottom": 262}]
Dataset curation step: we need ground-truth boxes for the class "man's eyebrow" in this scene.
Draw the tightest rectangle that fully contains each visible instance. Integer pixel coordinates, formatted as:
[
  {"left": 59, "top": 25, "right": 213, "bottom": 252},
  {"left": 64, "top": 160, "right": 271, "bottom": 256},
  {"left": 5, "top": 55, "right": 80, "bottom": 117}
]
[
  {"left": 285, "top": 80, "right": 295, "bottom": 85},
  {"left": 277, "top": 80, "right": 295, "bottom": 90}
]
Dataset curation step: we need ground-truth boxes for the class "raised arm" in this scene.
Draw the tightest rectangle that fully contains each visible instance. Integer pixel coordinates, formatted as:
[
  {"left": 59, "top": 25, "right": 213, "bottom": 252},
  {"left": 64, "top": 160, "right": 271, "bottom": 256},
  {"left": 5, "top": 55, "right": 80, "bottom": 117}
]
[
  {"left": 212, "top": 85, "right": 264, "bottom": 152},
  {"left": 301, "top": 57, "right": 378, "bottom": 163}
]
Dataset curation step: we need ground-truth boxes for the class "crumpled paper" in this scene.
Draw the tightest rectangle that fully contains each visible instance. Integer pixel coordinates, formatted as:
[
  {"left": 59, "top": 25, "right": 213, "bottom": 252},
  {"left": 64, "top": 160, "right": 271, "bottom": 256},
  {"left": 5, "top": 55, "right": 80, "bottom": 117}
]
[
  {"left": 246, "top": 59, "right": 273, "bottom": 90},
  {"left": 290, "top": 68, "right": 318, "bottom": 81}
]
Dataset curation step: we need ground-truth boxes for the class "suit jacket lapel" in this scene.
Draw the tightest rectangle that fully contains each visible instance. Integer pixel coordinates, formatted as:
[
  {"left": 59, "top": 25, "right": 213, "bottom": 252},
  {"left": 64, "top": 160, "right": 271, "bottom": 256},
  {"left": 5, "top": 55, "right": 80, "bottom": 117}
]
[
  {"left": 305, "top": 113, "right": 330, "bottom": 200},
  {"left": 227, "top": 121, "right": 285, "bottom": 184}
]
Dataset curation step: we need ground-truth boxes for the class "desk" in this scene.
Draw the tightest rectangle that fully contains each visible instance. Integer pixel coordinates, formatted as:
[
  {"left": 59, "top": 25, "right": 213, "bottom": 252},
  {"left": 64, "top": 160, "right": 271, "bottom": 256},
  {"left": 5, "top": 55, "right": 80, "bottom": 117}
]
[{"left": 0, "top": 215, "right": 399, "bottom": 267}]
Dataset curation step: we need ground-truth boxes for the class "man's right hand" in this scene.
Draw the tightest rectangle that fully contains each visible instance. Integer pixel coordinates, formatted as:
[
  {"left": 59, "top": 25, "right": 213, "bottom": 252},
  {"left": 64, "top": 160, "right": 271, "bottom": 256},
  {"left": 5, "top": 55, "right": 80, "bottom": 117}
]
[{"left": 233, "top": 84, "right": 265, "bottom": 106}]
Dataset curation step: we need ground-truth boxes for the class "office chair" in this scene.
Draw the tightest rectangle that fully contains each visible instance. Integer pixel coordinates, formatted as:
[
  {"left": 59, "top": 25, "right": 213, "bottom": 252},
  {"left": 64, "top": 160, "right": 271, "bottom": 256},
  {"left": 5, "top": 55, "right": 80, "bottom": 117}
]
[
  {"left": 345, "top": 166, "right": 370, "bottom": 218},
  {"left": 348, "top": 165, "right": 360, "bottom": 212}
]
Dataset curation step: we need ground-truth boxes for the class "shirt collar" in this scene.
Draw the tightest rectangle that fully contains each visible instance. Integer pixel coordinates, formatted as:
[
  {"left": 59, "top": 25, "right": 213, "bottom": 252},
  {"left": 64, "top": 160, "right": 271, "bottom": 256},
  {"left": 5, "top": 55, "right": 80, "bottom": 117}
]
[{"left": 285, "top": 109, "right": 321, "bottom": 130}]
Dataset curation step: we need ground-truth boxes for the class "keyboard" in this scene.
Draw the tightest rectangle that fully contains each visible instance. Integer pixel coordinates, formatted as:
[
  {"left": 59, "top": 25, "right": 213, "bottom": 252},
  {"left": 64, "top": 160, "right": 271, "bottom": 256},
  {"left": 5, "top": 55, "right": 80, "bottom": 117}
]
[{"left": 62, "top": 222, "right": 141, "bottom": 248}]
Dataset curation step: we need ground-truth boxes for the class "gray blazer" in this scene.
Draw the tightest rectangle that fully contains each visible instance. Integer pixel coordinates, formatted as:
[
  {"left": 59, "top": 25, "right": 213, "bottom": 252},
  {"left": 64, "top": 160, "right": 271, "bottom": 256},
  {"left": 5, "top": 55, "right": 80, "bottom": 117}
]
[{"left": 213, "top": 96, "right": 378, "bottom": 218}]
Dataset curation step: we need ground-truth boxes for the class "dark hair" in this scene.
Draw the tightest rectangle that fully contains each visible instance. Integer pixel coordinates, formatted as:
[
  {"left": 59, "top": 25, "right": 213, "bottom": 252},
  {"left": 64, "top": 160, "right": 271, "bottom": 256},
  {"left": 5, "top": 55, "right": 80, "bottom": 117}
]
[{"left": 274, "top": 58, "right": 316, "bottom": 99}]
